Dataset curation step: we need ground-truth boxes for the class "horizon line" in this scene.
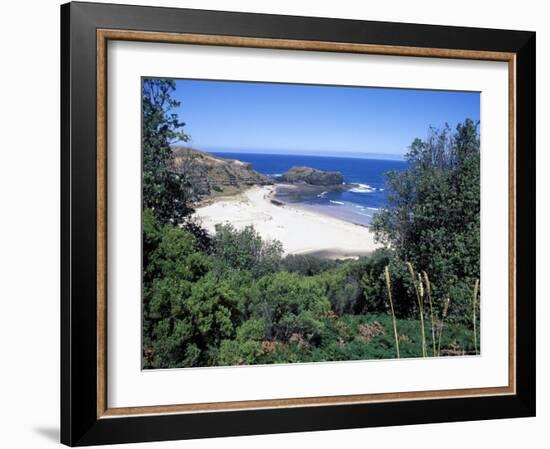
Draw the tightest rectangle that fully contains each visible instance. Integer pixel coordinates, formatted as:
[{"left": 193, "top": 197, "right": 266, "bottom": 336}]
[
  {"left": 212, "top": 150, "right": 405, "bottom": 162},
  {"left": 184, "top": 146, "right": 406, "bottom": 161}
]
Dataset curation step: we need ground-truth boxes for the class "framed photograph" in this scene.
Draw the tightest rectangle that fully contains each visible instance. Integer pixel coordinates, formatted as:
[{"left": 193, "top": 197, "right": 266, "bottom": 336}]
[{"left": 61, "top": 1, "right": 536, "bottom": 446}]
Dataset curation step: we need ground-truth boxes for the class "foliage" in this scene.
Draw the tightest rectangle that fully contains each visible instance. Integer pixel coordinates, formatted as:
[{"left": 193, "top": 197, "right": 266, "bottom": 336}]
[
  {"left": 360, "top": 249, "right": 395, "bottom": 313},
  {"left": 248, "top": 272, "right": 330, "bottom": 343},
  {"left": 281, "top": 254, "right": 339, "bottom": 276},
  {"left": 316, "top": 264, "right": 364, "bottom": 316},
  {"left": 142, "top": 209, "right": 214, "bottom": 368},
  {"left": 142, "top": 78, "right": 194, "bottom": 225},
  {"left": 218, "top": 319, "right": 265, "bottom": 366},
  {"left": 187, "top": 275, "right": 243, "bottom": 350},
  {"left": 312, "top": 253, "right": 393, "bottom": 316},
  {"left": 211, "top": 223, "right": 283, "bottom": 276},
  {"left": 371, "top": 119, "right": 480, "bottom": 322},
  {"left": 249, "top": 314, "right": 476, "bottom": 365},
  {"left": 142, "top": 210, "right": 479, "bottom": 368}
]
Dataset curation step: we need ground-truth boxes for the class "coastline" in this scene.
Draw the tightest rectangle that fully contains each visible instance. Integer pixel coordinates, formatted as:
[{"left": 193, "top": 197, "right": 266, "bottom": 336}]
[{"left": 194, "top": 185, "right": 382, "bottom": 259}]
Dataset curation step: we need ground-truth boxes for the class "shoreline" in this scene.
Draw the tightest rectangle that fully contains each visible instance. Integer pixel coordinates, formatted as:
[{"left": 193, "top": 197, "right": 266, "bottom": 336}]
[
  {"left": 270, "top": 182, "right": 379, "bottom": 227},
  {"left": 194, "top": 185, "right": 382, "bottom": 259}
]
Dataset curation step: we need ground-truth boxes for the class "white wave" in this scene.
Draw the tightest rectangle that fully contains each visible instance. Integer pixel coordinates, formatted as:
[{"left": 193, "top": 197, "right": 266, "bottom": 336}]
[
  {"left": 329, "top": 200, "right": 345, "bottom": 205},
  {"left": 317, "top": 191, "right": 329, "bottom": 198},
  {"left": 349, "top": 183, "right": 376, "bottom": 193},
  {"left": 367, "top": 207, "right": 380, "bottom": 211}
]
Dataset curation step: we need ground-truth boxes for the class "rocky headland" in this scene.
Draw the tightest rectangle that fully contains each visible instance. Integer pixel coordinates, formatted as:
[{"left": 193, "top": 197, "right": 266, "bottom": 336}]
[{"left": 171, "top": 146, "right": 272, "bottom": 198}]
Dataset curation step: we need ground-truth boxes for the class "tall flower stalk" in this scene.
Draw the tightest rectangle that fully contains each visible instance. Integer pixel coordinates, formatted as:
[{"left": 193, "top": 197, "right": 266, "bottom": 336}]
[
  {"left": 472, "top": 279, "right": 480, "bottom": 355},
  {"left": 422, "top": 271, "right": 437, "bottom": 357},
  {"left": 384, "top": 266, "right": 400, "bottom": 359},
  {"left": 407, "top": 262, "right": 426, "bottom": 357},
  {"left": 437, "top": 297, "right": 450, "bottom": 356}
]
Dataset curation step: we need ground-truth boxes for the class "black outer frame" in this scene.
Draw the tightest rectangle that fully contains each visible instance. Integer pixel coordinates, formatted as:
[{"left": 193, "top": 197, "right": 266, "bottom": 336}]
[{"left": 60, "top": 1, "right": 536, "bottom": 446}]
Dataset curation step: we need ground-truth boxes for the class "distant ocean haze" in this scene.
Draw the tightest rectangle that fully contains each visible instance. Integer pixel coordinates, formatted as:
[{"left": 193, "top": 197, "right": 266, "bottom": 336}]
[{"left": 211, "top": 152, "right": 407, "bottom": 225}]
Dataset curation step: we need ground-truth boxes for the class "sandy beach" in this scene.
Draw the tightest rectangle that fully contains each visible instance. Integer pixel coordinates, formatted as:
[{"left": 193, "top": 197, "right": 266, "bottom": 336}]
[{"left": 194, "top": 186, "right": 382, "bottom": 259}]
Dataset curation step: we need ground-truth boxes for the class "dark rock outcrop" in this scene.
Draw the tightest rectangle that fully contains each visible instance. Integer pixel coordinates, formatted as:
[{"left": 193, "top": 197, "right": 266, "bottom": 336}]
[{"left": 280, "top": 166, "right": 344, "bottom": 186}]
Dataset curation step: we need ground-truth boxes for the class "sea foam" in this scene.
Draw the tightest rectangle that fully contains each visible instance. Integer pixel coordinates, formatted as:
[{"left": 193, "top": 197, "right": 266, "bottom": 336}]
[{"left": 349, "top": 183, "right": 376, "bottom": 193}]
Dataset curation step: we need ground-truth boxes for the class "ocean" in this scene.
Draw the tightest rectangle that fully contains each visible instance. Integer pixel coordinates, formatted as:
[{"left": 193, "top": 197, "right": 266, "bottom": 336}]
[{"left": 212, "top": 152, "right": 407, "bottom": 225}]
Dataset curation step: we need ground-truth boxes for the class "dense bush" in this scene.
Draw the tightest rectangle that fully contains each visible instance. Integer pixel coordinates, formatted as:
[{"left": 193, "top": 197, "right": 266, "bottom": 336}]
[
  {"left": 218, "top": 319, "right": 265, "bottom": 366},
  {"left": 142, "top": 209, "right": 479, "bottom": 368},
  {"left": 281, "top": 254, "right": 339, "bottom": 276},
  {"left": 248, "top": 272, "right": 330, "bottom": 343},
  {"left": 316, "top": 264, "right": 364, "bottom": 315},
  {"left": 143, "top": 210, "right": 484, "bottom": 368},
  {"left": 371, "top": 120, "right": 480, "bottom": 323},
  {"left": 243, "top": 313, "right": 476, "bottom": 365},
  {"left": 211, "top": 223, "right": 283, "bottom": 276}
]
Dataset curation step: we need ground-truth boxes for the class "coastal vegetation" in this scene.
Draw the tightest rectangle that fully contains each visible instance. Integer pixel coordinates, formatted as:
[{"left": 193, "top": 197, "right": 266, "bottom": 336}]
[{"left": 142, "top": 79, "right": 481, "bottom": 369}]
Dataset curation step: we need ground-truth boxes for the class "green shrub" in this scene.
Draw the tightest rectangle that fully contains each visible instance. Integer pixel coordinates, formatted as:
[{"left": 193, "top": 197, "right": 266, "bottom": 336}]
[
  {"left": 211, "top": 223, "right": 283, "bottom": 276},
  {"left": 217, "top": 319, "right": 266, "bottom": 366},
  {"left": 281, "top": 254, "right": 339, "bottom": 276},
  {"left": 249, "top": 272, "right": 330, "bottom": 343}
]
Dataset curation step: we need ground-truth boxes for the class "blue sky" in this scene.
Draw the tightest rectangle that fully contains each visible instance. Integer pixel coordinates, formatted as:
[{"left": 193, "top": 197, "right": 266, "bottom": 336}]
[{"left": 169, "top": 79, "right": 479, "bottom": 159}]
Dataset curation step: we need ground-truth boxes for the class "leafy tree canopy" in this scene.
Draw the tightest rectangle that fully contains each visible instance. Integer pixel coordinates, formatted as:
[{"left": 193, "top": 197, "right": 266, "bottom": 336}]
[
  {"left": 211, "top": 223, "right": 283, "bottom": 277},
  {"left": 371, "top": 119, "right": 480, "bottom": 318},
  {"left": 142, "top": 78, "right": 193, "bottom": 224}
]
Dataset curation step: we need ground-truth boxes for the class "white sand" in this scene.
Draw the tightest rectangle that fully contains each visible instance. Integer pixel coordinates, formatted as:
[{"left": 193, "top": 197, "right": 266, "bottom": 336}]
[{"left": 194, "top": 186, "right": 381, "bottom": 259}]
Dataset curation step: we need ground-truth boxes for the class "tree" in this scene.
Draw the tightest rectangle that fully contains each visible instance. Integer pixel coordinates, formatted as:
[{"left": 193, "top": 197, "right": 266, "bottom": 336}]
[
  {"left": 371, "top": 119, "right": 480, "bottom": 320},
  {"left": 218, "top": 319, "right": 265, "bottom": 366},
  {"left": 211, "top": 223, "right": 283, "bottom": 276},
  {"left": 249, "top": 272, "right": 330, "bottom": 343},
  {"left": 142, "top": 78, "right": 193, "bottom": 224},
  {"left": 142, "top": 210, "right": 214, "bottom": 368}
]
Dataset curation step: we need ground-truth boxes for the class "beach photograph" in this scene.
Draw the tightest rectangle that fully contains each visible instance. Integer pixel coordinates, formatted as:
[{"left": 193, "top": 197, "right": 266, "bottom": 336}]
[{"left": 142, "top": 78, "right": 481, "bottom": 369}]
